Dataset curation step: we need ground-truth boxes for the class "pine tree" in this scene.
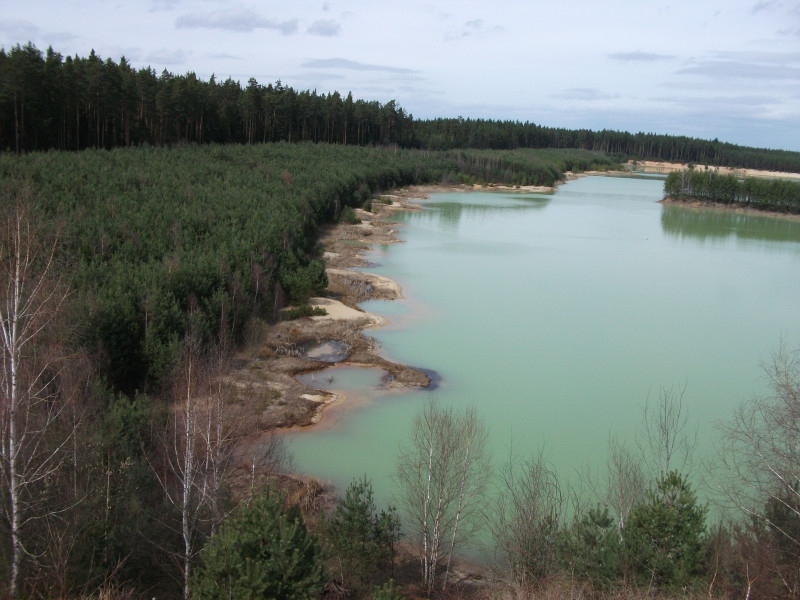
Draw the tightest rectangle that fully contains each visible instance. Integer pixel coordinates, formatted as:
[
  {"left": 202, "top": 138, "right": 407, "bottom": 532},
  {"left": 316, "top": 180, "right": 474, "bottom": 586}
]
[
  {"left": 192, "top": 490, "right": 323, "bottom": 599},
  {"left": 325, "top": 475, "right": 400, "bottom": 590},
  {"left": 623, "top": 471, "right": 707, "bottom": 591}
]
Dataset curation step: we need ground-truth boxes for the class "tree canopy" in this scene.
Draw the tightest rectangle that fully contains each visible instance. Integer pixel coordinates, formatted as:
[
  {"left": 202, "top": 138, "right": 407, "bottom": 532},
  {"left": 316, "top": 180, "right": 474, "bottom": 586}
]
[{"left": 3, "top": 43, "right": 799, "bottom": 173}]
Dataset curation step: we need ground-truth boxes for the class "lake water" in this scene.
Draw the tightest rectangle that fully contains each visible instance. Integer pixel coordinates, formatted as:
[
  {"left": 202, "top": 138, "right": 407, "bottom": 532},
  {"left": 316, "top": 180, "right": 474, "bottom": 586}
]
[{"left": 287, "top": 176, "right": 800, "bottom": 509}]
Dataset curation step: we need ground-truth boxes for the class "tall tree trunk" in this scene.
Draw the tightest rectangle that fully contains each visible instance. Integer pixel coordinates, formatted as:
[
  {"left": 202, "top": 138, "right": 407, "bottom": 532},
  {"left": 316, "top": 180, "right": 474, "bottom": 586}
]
[{"left": 1, "top": 196, "right": 67, "bottom": 599}]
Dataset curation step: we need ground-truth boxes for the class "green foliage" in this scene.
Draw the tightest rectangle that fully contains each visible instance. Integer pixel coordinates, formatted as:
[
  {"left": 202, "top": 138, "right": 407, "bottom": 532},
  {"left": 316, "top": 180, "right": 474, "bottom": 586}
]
[
  {"left": 0, "top": 44, "right": 414, "bottom": 151},
  {"left": 559, "top": 505, "right": 620, "bottom": 587},
  {"left": 416, "top": 117, "right": 800, "bottom": 172},
  {"left": 65, "top": 387, "right": 176, "bottom": 594},
  {"left": 325, "top": 476, "right": 401, "bottom": 590},
  {"left": 282, "top": 304, "right": 328, "bottom": 320},
  {"left": 665, "top": 169, "right": 800, "bottom": 213},
  {"left": 282, "top": 259, "right": 328, "bottom": 304},
  {"left": 1, "top": 143, "right": 605, "bottom": 393},
  {"left": 3, "top": 43, "right": 799, "bottom": 175},
  {"left": 622, "top": 471, "right": 707, "bottom": 591},
  {"left": 371, "top": 579, "right": 405, "bottom": 600},
  {"left": 192, "top": 490, "right": 324, "bottom": 600},
  {"left": 340, "top": 205, "right": 361, "bottom": 224}
]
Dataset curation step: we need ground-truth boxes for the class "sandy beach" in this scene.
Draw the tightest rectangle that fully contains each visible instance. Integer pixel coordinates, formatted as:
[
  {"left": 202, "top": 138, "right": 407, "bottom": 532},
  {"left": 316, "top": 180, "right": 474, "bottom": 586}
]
[
  {"left": 628, "top": 159, "right": 800, "bottom": 181},
  {"left": 224, "top": 188, "right": 436, "bottom": 438}
]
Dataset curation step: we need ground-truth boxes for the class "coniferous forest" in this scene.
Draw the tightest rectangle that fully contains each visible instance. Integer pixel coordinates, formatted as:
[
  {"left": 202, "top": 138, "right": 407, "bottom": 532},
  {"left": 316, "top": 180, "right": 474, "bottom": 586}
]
[
  {"left": 3, "top": 43, "right": 800, "bottom": 173},
  {"left": 2, "top": 42, "right": 800, "bottom": 600}
]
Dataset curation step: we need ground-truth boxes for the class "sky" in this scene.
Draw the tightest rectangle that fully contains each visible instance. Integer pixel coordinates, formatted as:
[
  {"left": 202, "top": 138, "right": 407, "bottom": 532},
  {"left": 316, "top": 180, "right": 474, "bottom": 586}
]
[{"left": 2, "top": 0, "right": 799, "bottom": 151}]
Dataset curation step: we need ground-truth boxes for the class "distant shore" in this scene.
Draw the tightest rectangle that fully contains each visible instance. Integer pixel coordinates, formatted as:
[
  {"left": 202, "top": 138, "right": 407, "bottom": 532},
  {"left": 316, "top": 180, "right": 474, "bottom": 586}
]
[
  {"left": 626, "top": 159, "right": 800, "bottom": 182},
  {"left": 659, "top": 196, "right": 800, "bottom": 221}
]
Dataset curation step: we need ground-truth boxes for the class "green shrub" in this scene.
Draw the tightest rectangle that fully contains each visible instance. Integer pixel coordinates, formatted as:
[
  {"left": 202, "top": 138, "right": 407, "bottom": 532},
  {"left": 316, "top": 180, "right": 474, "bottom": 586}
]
[
  {"left": 340, "top": 205, "right": 361, "bottom": 224},
  {"left": 324, "top": 476, "right": 401, "bottom": 590},
  {"left": 558, "top": 505, "right": 620, "bottom": 587},
  {"left": 372, "top": 579, "right": 404, "bottom": 600},
  {"left": 622, "top": 471, "right": 707, "bottom": 591},
  {"left": 192, "top": 490, "right": 324, "bottom": 600},
  {"left": 282, "top": 304, "right": 327, "bottom": 320}
]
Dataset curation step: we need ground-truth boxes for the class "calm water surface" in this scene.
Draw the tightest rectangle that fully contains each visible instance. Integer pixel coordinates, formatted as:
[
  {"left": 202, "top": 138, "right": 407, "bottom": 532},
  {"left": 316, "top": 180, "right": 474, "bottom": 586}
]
[{"left": 287, "top": 176, "right": 800, "bottom": 507}]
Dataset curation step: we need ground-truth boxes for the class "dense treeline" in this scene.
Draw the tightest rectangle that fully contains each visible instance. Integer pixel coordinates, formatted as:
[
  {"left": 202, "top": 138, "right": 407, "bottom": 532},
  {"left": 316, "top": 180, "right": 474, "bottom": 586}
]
[
  {"left": 664, "top": 169, "right": 800, "bottom": 214},
  {"left": 0, "top": 144, "right": 614, "bottom": 395},
  {"left": 3, "top": 43, "right": 800, "bottom": 175},
  {"left": 0, "top": 43, "right": 413, "bottom": 151},
  {"left": 414, "top": 117, "right": 800, "bottom": 173}
]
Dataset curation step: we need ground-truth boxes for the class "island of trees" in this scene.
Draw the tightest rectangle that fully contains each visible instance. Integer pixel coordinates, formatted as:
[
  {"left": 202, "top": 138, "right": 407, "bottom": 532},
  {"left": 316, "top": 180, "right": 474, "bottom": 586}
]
[
  {"left": 1, "top": 42, "right": 800, "bottom": 599},
  {"left": 664, "top": 169, "right": 800, "bottom": 214}
]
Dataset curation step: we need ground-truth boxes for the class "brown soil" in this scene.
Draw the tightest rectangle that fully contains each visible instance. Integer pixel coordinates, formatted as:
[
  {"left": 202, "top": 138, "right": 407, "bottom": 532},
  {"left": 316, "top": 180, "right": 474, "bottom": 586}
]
[{"left": 224, "top": 187, "right": 439, "bottom": 436}]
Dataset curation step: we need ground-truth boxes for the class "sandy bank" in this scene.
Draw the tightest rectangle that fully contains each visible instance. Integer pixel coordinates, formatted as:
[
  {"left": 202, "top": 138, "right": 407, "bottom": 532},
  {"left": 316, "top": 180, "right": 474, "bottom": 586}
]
[
  {"left": 307, "top": 296, "right": 387, "bottom": 327},
  {"left": 628, "top": 160, "right": 800, "bottom": 181},
  {"left": 223, "top": 190, "right": 431, "bottom": 433}
]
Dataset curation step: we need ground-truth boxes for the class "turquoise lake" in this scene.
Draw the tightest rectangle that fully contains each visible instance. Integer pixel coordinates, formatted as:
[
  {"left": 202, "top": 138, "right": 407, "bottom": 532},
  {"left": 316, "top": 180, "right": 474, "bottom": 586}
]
[{"left": 286, "top": 175, "right": 800, "bottom": 508}]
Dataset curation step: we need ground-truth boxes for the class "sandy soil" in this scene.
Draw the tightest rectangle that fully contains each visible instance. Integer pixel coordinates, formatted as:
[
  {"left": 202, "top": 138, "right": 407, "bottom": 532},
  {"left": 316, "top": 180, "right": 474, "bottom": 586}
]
[
  {"left": 222, "top": 189, "right": 433, "bottom": 435},
  {"left": 307, "top": 297, "right": 387, "bottom": 327},
  {"left": 628, "top": 159, "right": 800, "bottom": 181}
]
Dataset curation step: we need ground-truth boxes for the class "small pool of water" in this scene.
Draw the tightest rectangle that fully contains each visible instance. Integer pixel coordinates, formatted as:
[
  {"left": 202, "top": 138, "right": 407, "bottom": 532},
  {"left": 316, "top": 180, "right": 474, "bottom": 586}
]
[
  {"left": 299, "top": 339, "right": 350, "bottom": 362},
  {"left": 296, "top": 365, "right": 393, "bottom": 390}
]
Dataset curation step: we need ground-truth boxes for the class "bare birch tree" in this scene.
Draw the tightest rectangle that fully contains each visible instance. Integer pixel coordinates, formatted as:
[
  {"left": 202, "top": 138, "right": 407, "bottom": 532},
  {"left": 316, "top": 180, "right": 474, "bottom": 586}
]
[
  {"left": 716, "top": 342, "right": 800, "bottom": 544},
  {"left": 0, "top": 190, "right": 72, "bottom": 598},
  {"left": 152, "top": 334, "right": 282, "bottom": 600},
  {"left": 152, "top": 341, "right": 237, "bottom": 600},
  {"left": 637, "top": 383, "right": 697, "bottom": 481},
  {"left": 486, "top": 449, "right": 563, "bottom": 589},
  {"left": 396, "top": 400, "right": 489, "bottom": 595},
  {"left": 605, "top": 433, "right": 645, "bottom": 531}
]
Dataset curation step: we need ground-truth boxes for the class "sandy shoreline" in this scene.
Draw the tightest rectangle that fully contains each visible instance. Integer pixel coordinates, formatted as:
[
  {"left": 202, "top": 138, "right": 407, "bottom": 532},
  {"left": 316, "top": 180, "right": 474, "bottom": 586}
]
[
  {"left": 626, "top": 159, "right": 800, "bottom": 181},
  {"left": 229, "top": 168, "right": 799, "bottom": 438},
  {"left": 225, "top": 187, "right": 436, "bottom": 439}
]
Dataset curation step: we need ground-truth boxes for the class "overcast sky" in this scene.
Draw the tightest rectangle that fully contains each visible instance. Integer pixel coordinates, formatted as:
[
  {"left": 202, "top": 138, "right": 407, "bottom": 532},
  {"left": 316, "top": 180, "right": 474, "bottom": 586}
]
[{"left": 2, "top": 0, "right": 799, "bottom": 151}]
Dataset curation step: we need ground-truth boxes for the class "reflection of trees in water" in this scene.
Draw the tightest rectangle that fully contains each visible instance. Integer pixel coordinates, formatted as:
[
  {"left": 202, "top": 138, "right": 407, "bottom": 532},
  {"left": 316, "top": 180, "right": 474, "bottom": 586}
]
[
  {"left": 408, "top": 194, "right": 552, "bottom": 230},
  {"left": 660, "top": 205, "right": 800, "bottom": 245}
]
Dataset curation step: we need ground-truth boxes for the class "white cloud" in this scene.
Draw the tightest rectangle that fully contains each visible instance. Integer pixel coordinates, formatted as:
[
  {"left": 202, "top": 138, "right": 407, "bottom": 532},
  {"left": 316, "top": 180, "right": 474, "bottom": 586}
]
[
  {"left": 608, "top": 51, "right": 675, "bottom": 62},
  {"left": 0, "top": 19, "right": 39, "bottom": 42},
  {"left": 551, "top": 88, "right": 621, "bottom": 102},
  {"left": 146, "top": 47, "right": 191, "bottom": 66},
  {"left": 677, "top": 60, "right": 800, "bottom": 81},
  {"left": 307, "top": 19, "right": 341, "bottom": 37},
  {"left": 176, "top": 8, "right": 298, "bottom": 34},
  {"left": 302, "top": 58, "right": 419, "bottom": 74}
]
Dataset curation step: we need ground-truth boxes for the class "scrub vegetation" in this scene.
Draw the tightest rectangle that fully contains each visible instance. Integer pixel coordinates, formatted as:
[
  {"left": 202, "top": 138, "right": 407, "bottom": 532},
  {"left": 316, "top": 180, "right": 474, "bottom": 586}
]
[{"left": 1, "top": 42, "right": 800, "bottom": 599}]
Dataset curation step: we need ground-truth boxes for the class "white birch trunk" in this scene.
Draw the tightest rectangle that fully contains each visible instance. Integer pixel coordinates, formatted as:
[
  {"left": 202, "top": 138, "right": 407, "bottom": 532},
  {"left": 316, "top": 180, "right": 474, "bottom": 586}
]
[{"left": 1, "top": 203, "right": 65, "bottom": 599}]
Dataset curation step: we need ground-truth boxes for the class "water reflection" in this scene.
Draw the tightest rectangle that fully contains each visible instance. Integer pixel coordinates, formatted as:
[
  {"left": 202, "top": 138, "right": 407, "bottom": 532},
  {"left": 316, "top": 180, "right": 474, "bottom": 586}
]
[
  {"left": 415, "top": 192, "right": 552, "bottom": 229},
  {"left": 298, "top": 339, "right": 350, "bottom": 362},
  {"left": 661, "top": 204, "right": 800, "bottom": 245},
  {"left": 295, "top": 365, "right": 394, "bottom": 390}
]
